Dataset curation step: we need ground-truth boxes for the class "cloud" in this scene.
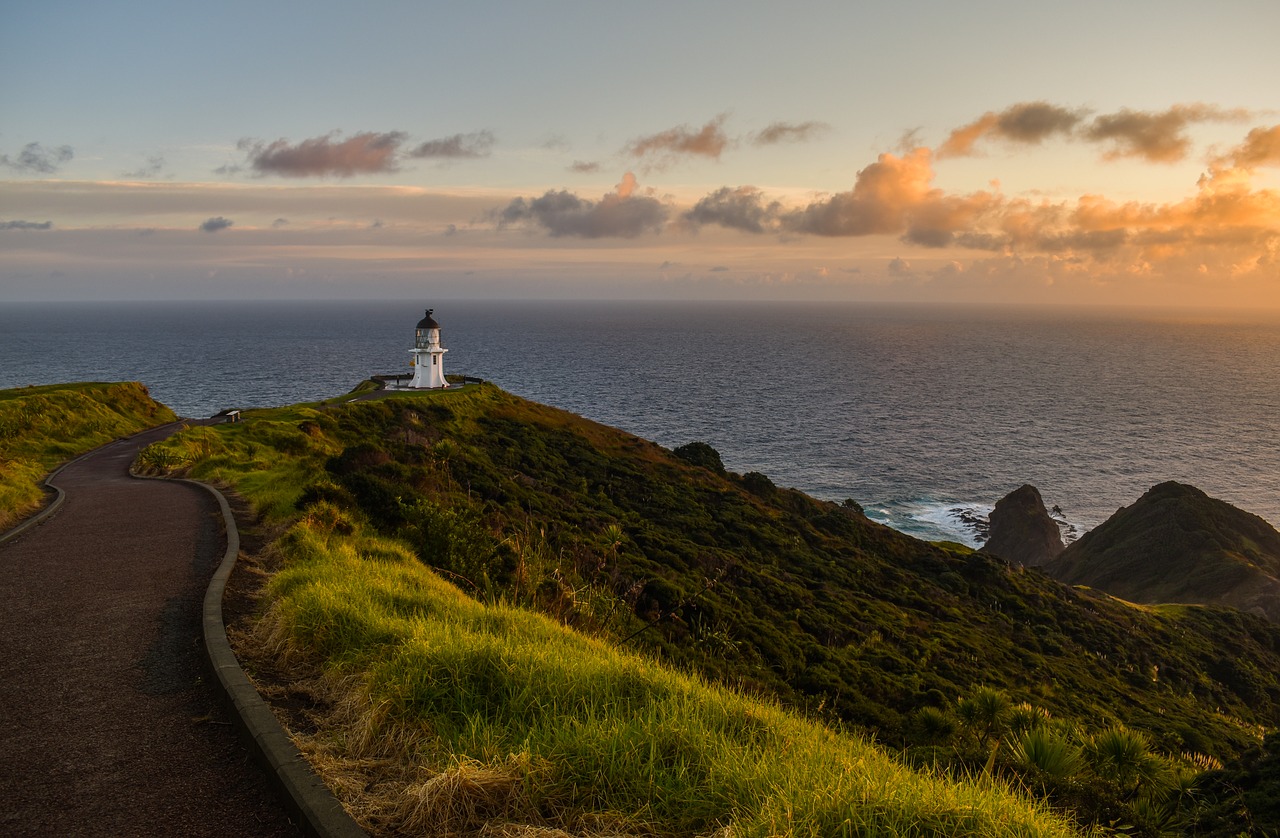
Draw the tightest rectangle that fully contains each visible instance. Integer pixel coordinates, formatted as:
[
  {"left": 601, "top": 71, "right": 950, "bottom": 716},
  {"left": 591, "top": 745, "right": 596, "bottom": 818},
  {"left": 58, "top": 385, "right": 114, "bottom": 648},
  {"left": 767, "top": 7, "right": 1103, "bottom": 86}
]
[
  {"left": 569, "top": 160, "right": 601, "bottom": 174},
  {"left": 124, "top": 154, "right": 167, "bottom": 180},
  {"left": 1221, "top": 124, "right": 1280, "bottom": 169},
  {"left": 1, "top": 220, "right": 53, "bottom": 231},
  {"left": 939, "top": 102, "right": 1087, "bottom": 157},
  {"left": 498, "top": 172, "right": 668, "bottom": 238},
  {"left": 888, "top": 256, "right": 912, "bottom": 276},
  {"left": 408, "top": 130, "right": 495, "bottom": 159},
  {"left": 200, "top": 216, "right": 233, "bottom": 233},
  {"left": 241, "top": 131, "right": 407, "bottom": 177},
  {"left": 750, "top": 121, "right": 830, "bottom": 146},
  {"left": 1, "top": 142, "right": 74, "bottom": 174},
  {"left": 1083, "top": 104, "right": 1247, "bottom": 162},
  {"left": 626, "top": 114, "right": 730, "bottom": 166},
  {"left": 938, "top": 102, "right": 1252, "bottom": 163},
  {"left": 783, "top": 148, "right": 999, "bottom": 247},
  {"left": 686, "top": 149, "right": 999, "bottom": 246},
  {"left": 683, "top": 186, "right": 782, "bottom": 234}
]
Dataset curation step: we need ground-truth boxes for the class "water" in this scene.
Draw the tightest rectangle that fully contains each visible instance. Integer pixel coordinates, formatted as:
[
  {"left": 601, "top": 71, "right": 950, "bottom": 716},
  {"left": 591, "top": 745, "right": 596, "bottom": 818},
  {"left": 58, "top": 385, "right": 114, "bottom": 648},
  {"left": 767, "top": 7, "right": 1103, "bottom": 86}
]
[{"left": 3, "top": 299, "right": 1279, "bottom": 545}]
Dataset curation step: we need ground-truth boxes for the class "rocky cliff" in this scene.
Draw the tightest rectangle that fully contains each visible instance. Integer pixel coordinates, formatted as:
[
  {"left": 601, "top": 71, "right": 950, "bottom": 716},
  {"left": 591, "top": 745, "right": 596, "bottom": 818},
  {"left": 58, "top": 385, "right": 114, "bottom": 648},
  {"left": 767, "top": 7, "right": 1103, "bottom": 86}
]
[
  {"left": 981, "top": 484, "right": 1065, "bottom": 567},
  {"left": 1045, "top": 481, "right": 1280, "bottom": 622}
]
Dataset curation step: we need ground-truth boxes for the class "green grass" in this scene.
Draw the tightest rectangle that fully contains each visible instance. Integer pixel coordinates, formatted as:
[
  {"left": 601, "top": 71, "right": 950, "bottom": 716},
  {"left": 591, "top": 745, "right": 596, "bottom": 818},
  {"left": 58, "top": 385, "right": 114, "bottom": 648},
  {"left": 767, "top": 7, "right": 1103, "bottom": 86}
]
[
  {"left": 0, "top": 382, "right": 176, "bottom": 530},
  {"left": 136, "top": 405, "right": 340, "bottom": 519},
  {"left": 259, "top": 513, "right": 1085, "bottom": 837},
  {"left": 142, "top": 382, "right": 1280, "bottom": 832}
]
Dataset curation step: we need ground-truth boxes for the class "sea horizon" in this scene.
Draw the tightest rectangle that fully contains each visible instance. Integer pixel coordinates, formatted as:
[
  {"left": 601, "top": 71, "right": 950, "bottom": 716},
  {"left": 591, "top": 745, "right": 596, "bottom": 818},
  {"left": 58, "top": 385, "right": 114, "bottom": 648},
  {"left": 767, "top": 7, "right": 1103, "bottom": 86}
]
[{"left": 4, "top": 297, "right": 1279, "bottom": 546}]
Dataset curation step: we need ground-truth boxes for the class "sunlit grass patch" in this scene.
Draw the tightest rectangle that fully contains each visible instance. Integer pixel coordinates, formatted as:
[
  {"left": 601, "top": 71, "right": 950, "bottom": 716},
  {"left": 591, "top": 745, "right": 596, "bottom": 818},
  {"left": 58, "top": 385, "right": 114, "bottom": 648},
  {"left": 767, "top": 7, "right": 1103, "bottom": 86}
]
[
  {"left": 138, "top": 406, "right": 339, "bottom": 519},
  {"left": 258, "top": 519, "right": 1084, "bottom": 837},
  {"left": 0, "top": 381, "right": 176, "bottom": 529}
]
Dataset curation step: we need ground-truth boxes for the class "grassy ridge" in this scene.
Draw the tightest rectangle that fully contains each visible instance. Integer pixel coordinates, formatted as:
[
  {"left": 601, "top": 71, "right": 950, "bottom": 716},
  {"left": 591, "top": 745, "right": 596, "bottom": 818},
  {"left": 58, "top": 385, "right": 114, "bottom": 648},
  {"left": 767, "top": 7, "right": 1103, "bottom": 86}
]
[
  {"left": 141, "top": 383, "right": 1280, "bottom": 833},
  {"left": 253, "top": 506, "right": 1082, "bottom": 836},
  {"left": 0, "top": 382, "right": 176, "bottom": 530}
]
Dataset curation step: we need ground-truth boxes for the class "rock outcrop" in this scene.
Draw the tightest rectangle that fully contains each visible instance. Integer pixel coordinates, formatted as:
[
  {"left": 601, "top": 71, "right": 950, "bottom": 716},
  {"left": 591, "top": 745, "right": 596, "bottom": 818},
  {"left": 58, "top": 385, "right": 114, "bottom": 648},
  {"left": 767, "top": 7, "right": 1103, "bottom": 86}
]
[
  {"left": 981, "top": 484, "right": 1065, "bottom": 567},
  {"left": 1045, "top": 481, "right": 1280, "bottom": 623}
]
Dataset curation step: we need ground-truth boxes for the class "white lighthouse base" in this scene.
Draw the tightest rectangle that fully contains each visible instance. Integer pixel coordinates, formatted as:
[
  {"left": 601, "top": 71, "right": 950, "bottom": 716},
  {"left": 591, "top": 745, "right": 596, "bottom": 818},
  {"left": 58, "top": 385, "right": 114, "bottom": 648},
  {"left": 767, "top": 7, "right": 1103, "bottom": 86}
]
[{"left": 406, "top": 348, "right": 448, "bottom": 388}]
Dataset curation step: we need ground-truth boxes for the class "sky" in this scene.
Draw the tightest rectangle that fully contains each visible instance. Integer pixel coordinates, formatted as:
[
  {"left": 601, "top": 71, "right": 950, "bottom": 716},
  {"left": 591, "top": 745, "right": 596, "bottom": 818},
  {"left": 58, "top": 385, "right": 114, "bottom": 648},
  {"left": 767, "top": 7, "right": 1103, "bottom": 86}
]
[{"left": 2, "top": 0, "right": 1279, "bottom": 307}]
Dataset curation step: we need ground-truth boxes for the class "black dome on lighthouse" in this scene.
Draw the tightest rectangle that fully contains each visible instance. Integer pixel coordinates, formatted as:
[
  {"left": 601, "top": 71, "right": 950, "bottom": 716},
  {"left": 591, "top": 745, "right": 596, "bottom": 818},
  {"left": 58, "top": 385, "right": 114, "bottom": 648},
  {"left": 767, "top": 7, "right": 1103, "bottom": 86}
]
[{"left": 416, "top": 308, "right": 440, "bottom": 329}]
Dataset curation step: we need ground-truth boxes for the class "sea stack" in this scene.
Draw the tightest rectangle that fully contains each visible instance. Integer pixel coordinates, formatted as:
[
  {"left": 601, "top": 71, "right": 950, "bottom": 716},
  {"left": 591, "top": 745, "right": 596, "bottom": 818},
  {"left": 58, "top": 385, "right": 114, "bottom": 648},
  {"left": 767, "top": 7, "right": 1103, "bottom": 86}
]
[{"left": 981, "top": 484, "right": 1065, "bottom": 567}]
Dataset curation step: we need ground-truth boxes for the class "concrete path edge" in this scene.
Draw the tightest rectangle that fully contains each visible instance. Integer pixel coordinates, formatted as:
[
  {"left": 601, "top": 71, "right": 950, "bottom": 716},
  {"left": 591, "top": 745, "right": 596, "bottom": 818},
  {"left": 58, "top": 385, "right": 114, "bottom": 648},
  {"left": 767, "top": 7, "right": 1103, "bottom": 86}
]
[
  {"left": 2, "top": 429, "right": 366, "bottom": 836},
  {"left": 186, "top": 477, "right": 368, "bottom": 838},
  {"left": 0, "top": 463, "right": 68, "bottom": 546}
]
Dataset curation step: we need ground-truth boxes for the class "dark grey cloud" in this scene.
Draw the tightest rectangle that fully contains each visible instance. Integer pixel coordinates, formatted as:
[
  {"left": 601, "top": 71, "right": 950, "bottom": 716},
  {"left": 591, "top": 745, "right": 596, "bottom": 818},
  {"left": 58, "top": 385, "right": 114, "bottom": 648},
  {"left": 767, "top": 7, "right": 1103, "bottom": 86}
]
[
  {"left": 1, "top": 142, "right": 74, "bottom": 174},
  {"left": 569, "top": 160, "right": 601, "bottom": 173},
  {"left": 1084, "top": 104, "right": 1247, "bottom": 162},
  {"left": 200, "top": 216, "right": 233, "bottom": 233},
  {"left": 939, "top": 102, "right": 1087, "bottom": 157},
  {"left": 995, "top": 102, "right": 1086, "bottom": 143},
  {"left": 408, "top": 131, "right": 495, "bottom": 159},
  {"left": 1, "top": 220, "right": 54, "bottom": 231},
  {"left": 498, "top": 174, "right": 667, "bottom": 238},
  {"left": 240, "top": 131, "right": 407, "bottom": 177},
  {"left": 683, "top": 186, "right": 781, "bottom": 234},
  {"left": 750, "top": 121, "right": 830, "bottom": 146}
]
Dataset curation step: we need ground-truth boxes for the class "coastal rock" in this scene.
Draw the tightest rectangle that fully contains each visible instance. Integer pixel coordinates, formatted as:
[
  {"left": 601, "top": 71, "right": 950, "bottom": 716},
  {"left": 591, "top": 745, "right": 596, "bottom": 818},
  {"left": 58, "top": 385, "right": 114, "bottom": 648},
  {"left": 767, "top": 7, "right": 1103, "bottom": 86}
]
[
  {"left": 1045, "top": 481, "right": 1280, "bottom": 623},
  {"left": 981, "top": 484, "right": 1065, "bottom": 567}
]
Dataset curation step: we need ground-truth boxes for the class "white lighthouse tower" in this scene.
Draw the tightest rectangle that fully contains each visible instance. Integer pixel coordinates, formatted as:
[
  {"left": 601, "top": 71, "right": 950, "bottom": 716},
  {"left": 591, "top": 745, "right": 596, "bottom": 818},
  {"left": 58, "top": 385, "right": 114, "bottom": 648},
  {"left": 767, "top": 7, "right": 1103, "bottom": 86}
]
[{"left": 408, "top": 308, "right": 448, "bottom": 389}]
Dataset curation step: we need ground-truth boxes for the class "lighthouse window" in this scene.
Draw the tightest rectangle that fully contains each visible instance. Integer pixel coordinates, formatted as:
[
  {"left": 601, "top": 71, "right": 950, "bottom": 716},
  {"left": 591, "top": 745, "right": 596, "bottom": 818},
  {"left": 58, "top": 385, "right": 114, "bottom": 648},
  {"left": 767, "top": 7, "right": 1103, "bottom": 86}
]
[{"left": 432, "top": 356, "right": 438, "bottom": 365}]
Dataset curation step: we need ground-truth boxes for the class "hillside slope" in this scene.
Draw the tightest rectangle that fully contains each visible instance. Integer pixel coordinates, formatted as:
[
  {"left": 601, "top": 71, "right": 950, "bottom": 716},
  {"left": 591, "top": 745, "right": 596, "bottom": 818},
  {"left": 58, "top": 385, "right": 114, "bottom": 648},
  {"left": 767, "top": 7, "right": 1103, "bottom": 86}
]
[
  {"left": 152, "top": 384, "right": 1280, "bottom": 762},
  {"left": 0, "top": 382, "right": 177, "bottom": 530},
  {"left": 1046, "top": 481, "right": 1280, "bottom": 623}
]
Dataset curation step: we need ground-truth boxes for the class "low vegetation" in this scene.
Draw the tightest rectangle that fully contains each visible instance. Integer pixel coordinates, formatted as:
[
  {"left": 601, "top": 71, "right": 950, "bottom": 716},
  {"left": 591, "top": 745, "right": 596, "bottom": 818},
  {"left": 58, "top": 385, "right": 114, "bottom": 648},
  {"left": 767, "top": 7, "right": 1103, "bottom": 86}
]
[
  {"left": 0, "top": 382, "right": 176, "bottom": 530},
  {"left": 139, "top": 383, "right": 1280, "bottom": 834},
  {"left": 245, "top": 509, "right": 1080, "bottom": 836}
]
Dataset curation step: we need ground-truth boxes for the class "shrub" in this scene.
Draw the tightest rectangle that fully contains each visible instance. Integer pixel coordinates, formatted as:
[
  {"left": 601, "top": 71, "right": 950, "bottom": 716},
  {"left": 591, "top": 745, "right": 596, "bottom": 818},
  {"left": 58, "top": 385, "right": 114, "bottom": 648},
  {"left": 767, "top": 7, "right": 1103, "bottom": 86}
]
[{"left": 673, "top": 441, "right": 725, "bottom": 474}]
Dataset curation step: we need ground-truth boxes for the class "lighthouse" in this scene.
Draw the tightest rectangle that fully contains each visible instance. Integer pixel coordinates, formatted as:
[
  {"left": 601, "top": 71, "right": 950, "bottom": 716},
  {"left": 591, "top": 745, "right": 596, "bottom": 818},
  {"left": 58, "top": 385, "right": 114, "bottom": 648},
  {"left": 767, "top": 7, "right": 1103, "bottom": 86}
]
[{"left": 408, "top": 308, "right": 448, "bottom": 389}]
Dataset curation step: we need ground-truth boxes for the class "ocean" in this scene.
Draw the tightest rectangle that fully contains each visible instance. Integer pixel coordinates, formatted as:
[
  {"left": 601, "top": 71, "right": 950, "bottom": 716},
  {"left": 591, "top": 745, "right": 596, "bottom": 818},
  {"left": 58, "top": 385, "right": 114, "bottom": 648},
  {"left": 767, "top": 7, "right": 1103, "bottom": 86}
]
[{"left": 3, "top": 299, "right": 1278, "bottom": 546}]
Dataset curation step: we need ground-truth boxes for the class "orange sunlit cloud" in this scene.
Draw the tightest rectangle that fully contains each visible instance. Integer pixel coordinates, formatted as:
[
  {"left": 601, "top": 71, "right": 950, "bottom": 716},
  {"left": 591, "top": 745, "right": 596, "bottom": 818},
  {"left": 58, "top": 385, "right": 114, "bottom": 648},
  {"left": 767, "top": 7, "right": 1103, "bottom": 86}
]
[{"left": 5, "top": 106, "right": 1279, "bottom": 306}]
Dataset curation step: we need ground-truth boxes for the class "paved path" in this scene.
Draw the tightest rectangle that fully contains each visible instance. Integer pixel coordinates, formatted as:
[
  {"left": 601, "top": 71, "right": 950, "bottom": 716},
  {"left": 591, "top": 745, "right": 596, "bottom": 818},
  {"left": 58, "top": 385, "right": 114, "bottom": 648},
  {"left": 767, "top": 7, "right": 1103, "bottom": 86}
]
[{"left": 0, "top": 424, "right": 300, "bottom": 837}]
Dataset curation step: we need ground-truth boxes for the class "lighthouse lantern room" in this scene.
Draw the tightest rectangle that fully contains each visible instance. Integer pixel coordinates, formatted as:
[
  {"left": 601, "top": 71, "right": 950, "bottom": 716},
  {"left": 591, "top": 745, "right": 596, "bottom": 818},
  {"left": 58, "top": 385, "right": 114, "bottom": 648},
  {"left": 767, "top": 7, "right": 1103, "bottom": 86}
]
[{"left": 408, "top": 308, "right": 448, "bottom": 389}]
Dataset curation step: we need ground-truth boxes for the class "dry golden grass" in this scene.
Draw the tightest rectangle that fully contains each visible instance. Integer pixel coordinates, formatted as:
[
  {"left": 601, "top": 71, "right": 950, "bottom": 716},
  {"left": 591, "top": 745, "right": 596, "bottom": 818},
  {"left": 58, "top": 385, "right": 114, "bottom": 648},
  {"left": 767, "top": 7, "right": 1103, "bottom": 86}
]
[{"left": 221, "top": 519, "right": 1086, "bottom": 838}]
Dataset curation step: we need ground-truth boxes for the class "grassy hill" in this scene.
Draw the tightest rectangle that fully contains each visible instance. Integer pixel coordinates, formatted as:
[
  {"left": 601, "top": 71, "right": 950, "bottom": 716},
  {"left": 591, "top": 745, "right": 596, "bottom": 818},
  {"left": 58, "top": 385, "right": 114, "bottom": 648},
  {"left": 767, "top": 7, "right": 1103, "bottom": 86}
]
[
  {"left": 0, "top": 382, "right": 176, "bottom": 531},
  {"left": 1046, "top": 481, "right": 1280, "bottom": 623},
  {"left": 140, "top": 383, "right": 1280, "bottom": 834}
]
